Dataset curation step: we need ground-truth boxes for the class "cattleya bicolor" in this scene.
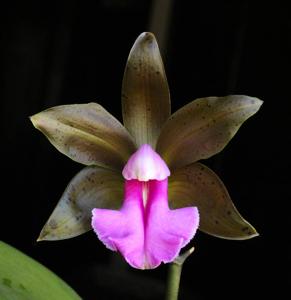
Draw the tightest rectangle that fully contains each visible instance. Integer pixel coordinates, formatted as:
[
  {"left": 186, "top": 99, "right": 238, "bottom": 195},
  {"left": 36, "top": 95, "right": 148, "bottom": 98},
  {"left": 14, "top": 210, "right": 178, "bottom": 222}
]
[{"left": 31, "top": 32, "right": 262, "bottom": 269}]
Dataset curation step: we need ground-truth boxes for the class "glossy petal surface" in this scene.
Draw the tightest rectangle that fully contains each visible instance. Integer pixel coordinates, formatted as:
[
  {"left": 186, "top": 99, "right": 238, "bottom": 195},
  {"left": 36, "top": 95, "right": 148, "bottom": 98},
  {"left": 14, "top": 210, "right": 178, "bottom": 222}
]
[
  {"left": 169, "top": 163, "right": 258, "bottom": 239},
  {"left": 92, "top": 179, "right": 199, "bottom": 269},
  {"left": 38, "top": 166, "right": 123, "bottom": 241},
  {"left": 157, "top": 95, "right": 263, "bottom": 170},
  {"left": 122, "top": 32, "right": 171, "bottom": 148},
  {"left": 31, "top": 103, "right": 136, "bottom": 170}
]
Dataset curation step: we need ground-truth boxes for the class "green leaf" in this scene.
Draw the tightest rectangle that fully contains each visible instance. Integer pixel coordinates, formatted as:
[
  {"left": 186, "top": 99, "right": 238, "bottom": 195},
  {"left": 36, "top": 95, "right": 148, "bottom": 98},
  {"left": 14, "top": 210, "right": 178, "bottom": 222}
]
[
  {"left": 157, "top": 95, "right": 263, "bottom": 170},
  {"left": 0, "top": 241, "right": 81, "bottom": 300},
  {"left": 38, "top": 166, "right": 123, "bottom": 241},
  {"left": 122, "top": 32, "right": 171, "bottom": 148},
  {"left": 169, "top": 163, "right": 259, "bottom": 240},
  {"left": 31, "top": 103, "right": 136, "bottom": 171}
]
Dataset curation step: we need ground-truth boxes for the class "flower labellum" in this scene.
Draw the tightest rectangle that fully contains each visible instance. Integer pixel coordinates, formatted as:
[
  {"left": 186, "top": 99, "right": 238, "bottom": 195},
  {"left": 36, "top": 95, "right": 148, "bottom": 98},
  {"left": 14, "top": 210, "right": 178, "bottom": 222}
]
[{"left": 92, "top": 145, "right": 199, "bottom": 269}]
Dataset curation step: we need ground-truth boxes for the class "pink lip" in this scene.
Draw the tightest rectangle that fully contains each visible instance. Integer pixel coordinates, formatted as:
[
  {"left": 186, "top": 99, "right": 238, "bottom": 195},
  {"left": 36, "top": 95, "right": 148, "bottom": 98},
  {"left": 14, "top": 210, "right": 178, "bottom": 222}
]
[{"left": 92, "top": 144, "right": 199, "bottom": 269}]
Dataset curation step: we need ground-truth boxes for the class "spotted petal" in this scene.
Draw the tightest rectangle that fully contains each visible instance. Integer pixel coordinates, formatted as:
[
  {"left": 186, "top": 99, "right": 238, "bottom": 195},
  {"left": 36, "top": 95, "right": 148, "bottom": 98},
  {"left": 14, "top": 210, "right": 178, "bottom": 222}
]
[
  {"left": 122, "top": 32, "right": 171, "bottom": 148},
  {"left": 38, "top": 166, "right": 123, "bottom": 241},
  {"left": 157, "top": 95, "right": 263, "bottom": 170},
  {"left": 169, "top": 163, "right": 258, "bottom": 240},
  {"left": 31, "top": 103, "right": 136, "bottom": 171}
]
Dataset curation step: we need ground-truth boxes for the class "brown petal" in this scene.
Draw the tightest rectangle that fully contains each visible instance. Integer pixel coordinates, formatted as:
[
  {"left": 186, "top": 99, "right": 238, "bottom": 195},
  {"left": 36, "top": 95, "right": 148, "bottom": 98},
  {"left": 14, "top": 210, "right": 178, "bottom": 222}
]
[
  {"left": 122, "top": 32, "right": 171, "bottom": 148},
  {"left": 38, "top": 166, "right": 123, "bottom": 241},
  {"left": 157, "top": 95, "right": 263, "bottom": 169},
  {"left": 31, "top": 103, "right": 136, "bottom": 171},
  {"left": 168, "top": 163, "right": 258, "bottom": 240}
]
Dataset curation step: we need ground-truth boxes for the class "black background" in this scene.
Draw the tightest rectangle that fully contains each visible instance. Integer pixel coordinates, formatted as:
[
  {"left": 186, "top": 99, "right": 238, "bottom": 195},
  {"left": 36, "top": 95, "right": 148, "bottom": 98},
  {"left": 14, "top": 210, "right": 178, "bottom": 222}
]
[{"left": 1, "top": 1, "right": 289, "bottom": 299}]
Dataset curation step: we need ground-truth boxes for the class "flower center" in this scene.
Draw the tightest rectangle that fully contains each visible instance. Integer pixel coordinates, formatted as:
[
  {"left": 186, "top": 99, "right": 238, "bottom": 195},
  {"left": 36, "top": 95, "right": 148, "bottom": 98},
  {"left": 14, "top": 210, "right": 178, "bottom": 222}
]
[
  {"left": 142, "top": 182, "right": 149, "bottom": 207},
  {"left": 122, "top": 144, "right": 170, "bottom": 182},
  {"left": 92, "top": 146, "right": 199, "bottom": 270}
]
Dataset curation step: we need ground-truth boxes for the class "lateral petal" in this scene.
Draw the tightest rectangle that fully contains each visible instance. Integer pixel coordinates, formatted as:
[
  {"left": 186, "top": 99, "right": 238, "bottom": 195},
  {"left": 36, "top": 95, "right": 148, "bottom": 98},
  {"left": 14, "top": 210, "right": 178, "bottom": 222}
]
[
  {"left": 157, "top": 95, "right": 263, "bottom": 170},
  {"left": 31, "top": 103, "right": 136, "bottom": 170}
]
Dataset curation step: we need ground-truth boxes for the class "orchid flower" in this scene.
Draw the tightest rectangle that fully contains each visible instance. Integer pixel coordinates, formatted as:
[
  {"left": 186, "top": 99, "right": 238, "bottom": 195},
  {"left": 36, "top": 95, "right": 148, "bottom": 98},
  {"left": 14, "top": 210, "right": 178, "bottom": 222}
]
[{"left": 31, "top": 32, "right": 262, "bottom": 269}]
